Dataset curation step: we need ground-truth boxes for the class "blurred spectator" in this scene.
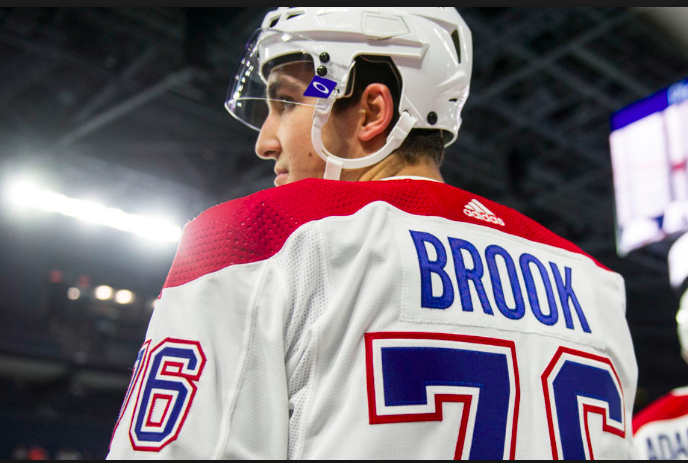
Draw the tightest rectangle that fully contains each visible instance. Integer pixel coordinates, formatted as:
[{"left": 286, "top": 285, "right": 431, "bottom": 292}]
[
  {"left": 55, "top": 449, "right": 82, "bottom": 460},
  {"left": 10, "top": 443, "right": 28, "bottom": 460},
  {"left": 26, "top": 445, "right": 49, "bottom": 461}
]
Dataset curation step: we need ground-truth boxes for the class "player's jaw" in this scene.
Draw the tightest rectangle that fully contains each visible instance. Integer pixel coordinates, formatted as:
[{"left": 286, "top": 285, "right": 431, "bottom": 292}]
[
  {"left": 256, "top": 109, "right": 328, "bottom": 186},
  {"left": 273, "top": 149, "right": 328, "bottom": 186}
]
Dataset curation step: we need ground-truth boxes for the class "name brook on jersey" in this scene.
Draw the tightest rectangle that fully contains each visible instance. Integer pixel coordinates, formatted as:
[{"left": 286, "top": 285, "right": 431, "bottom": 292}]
[{"left": 410, "top": 231, "right": 592, "bottom": 334}]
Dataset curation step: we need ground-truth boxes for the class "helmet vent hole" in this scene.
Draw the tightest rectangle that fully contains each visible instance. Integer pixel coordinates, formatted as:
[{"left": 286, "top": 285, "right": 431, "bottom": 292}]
[
  {"left": 269, "top": 18, "right": 280, "bottom": 28},
  {"left": 451, "top": 30, "right": 462, "bottom": 64},
  {"left": 286, "top": 12, "right": 305, "bottom": 20}
]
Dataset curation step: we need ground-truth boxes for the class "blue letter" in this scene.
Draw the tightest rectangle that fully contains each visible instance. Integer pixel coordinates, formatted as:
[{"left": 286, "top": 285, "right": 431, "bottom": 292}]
[
  {"left": 646, "top": 438, "right": 658, "bottom": 460},
  {"left": 410, "top": 231, "right": 454, "bottom": 310},
  {"left": 520, "top": 254, "right": 559, "bottom": 326},
  {"left": 675, "top": 432, "right": 688, "bottom": 459},
  {"left": 550, "top": 263, "right": 591, "bottom": 333},
  {"left": 449, "top": 238, "right": 493, "bottom": 315},
  {"left": 659, "top": 434, "right": 677, "bottom": 460},
  {"left": 485, "top": 245, "right": 525, "bottom": 320}
]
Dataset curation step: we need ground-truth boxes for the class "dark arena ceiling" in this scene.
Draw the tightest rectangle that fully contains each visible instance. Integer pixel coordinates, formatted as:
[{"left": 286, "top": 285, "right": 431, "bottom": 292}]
[{"left": 1, "top": 7, "right": 688, "bottom": 408}]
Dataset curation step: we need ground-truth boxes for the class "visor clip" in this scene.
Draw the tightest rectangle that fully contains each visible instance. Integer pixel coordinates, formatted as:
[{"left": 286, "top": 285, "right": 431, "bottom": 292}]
[{"left": 317, "top": 66, "right": 328, "bottom": 77}]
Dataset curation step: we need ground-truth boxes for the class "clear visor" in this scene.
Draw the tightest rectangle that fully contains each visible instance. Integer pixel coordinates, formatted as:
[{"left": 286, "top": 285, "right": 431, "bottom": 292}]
[{"left": 226, "top": 29, "right": 338, "bottom": 132}]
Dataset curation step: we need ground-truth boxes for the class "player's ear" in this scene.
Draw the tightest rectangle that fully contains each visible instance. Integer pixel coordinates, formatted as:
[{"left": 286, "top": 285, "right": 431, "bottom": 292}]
[{"left": 358, "top": 83, "right": 395, "bottom": 143}]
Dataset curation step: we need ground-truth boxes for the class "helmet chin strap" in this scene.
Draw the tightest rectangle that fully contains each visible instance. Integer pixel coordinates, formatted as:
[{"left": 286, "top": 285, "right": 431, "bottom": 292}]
[
  {"left": 312, "top": 97, "right": 418, "bottom": 181},
  {"left": 324, "top": 157, "right": 344, "bottom": 182}
]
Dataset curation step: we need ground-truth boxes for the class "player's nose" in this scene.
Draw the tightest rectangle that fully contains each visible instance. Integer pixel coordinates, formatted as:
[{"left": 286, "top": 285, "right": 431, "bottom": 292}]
[{"left": 255, "top": 115, "right": 281, "bottom": 161}]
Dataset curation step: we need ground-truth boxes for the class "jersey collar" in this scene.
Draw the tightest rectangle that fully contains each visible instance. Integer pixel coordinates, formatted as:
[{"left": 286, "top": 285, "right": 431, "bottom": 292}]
[{"left": 379, "top": 176, "right": 442, "bottom": 183}]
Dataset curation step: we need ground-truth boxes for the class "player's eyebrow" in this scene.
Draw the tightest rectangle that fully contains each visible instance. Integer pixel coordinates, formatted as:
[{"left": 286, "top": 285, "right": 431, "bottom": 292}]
[{"left": 267, "top": 78, "right": 305, "bottom": 100}]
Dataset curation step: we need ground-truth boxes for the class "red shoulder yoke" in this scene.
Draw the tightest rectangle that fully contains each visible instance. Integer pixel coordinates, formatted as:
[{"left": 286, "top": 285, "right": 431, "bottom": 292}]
[
  {"left": 633, "top": 391, "right": 688, "bottom": 434},
  {"left": 163, "top": 179, "right": 609, "bottom": 290}
]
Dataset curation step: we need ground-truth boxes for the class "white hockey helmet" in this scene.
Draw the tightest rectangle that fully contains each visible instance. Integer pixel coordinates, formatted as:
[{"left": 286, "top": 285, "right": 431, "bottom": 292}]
[
  {"left": 226, "top": 7, "right": 473, "bottom": 180},
  {"left": 677, "top": 291, "right": 688, "bottom": 364}
]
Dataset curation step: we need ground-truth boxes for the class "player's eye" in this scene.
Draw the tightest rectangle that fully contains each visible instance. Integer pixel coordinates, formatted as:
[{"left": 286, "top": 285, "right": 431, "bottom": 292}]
[
  {"left": 267, "top": 96, "right": 296, "bottom": 115},
  {"left": 277, "top": 95, "right": 297, "bottom": 112}
]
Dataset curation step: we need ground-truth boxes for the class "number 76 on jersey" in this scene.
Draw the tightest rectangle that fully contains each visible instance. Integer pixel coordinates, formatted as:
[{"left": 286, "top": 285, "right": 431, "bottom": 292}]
[{"left": 366, "top": 332, "right": 626, "bottom": 460}]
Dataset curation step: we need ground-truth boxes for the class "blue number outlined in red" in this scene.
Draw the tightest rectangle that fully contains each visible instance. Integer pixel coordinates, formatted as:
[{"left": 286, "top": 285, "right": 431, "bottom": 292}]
[
  {"left": 128, "top": 338, "right": 206, "bottom": 452},
  {"left": 365, "top": 332, "right": 520, "bottom": 460},
  {"left": 542, "top": 347, "right": 626, "bottom": 460}
]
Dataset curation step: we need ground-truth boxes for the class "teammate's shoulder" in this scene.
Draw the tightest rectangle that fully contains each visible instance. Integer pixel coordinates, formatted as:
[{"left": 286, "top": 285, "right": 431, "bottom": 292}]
[{"left": 633, "top": 387, "right": 688, "bottom": 433}]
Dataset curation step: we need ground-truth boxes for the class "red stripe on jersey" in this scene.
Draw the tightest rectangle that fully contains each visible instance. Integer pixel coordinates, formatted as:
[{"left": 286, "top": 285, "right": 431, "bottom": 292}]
[
  {"left": 633, "top": 391, "right": 688, "bottom": 434},
  {"left": 163, "top": 178, "right": 609, "bottom": 289}
]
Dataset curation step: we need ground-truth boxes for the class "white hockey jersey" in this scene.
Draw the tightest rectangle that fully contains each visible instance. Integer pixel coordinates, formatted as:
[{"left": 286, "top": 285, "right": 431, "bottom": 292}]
[
  {"left": 107, "top": 178, "right": 638, "bottom": 460},
  {"left": 633, "top": 387, "right": 688, "bottom": 460}
]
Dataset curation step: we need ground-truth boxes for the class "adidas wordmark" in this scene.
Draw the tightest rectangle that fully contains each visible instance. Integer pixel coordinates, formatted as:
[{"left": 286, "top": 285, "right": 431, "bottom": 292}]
[{"left": 464, "top": 199, "right": 506, "bottom": 227}]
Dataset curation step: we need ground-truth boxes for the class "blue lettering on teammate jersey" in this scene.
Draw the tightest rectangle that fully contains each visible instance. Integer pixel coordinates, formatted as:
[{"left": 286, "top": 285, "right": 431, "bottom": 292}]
[
  {"left": 409, "top": 231, "right": 591, "bottom": 333},
  {"left": 646, "top": 431, "right": 688, "bottom": 460}
]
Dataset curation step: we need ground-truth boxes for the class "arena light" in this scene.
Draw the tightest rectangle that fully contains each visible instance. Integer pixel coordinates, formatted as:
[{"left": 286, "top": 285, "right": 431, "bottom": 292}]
[
  {"left": 67, "top": 287, "right": 81, "bottom": 301},
  {"left": 7, "top": 181, "right": 182, "bottom": 244},
  {"left": 115, "top": 290, "right": 135, "bottom": 305},
  {"left": 95, "top": 285, "right": 114, "bottom": 301}
]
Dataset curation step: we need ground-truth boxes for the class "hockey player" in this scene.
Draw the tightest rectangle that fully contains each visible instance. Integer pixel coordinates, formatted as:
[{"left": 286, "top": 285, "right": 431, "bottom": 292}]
[
  {"left": 632, "top": 234, "right": 688, "bottom": 460},
  {"left": 108, "top": 8, "right": 638, "bottom": 459}
]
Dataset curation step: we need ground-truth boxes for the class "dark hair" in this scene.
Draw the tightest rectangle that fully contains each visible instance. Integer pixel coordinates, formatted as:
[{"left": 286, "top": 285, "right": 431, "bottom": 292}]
[{"left": 332, "top": 55, "right": 446, "bottom": 166}]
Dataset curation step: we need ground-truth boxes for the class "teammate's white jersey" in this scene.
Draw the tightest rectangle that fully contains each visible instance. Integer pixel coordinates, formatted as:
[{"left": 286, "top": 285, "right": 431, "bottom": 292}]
[
  {"left": 633, "top": 387, "right": 688, "bottom": 460},
  {"left": 107, "top": 178, "right": 638, "bottom": 460}
]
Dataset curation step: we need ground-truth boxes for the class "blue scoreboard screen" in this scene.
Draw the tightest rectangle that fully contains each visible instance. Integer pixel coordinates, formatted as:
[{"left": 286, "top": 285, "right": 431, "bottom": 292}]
[{"left": 610, "top": 78, "right": 688, "bottom": 256}]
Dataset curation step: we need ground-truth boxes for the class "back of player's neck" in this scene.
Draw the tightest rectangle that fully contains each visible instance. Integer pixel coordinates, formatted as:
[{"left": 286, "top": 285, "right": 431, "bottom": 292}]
[{"left": 352, "top": 156, "right": 444, "bottom": 183}]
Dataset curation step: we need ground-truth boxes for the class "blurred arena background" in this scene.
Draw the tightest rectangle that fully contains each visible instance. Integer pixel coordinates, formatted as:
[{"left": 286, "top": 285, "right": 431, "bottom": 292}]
[{"left": 1, "top": 7, "right": 687, "bottom": 459}]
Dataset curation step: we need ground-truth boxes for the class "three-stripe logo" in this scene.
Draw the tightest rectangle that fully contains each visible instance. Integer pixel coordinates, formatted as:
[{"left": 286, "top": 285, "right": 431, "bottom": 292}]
[{"left": 464, "top": 200, "right": 506, "bottom": 227}]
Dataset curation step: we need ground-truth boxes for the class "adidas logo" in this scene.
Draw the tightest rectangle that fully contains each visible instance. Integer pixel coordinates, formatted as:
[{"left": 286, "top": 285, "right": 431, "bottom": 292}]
[{"left": 464, "top": 200, "right": 505, "bottom": 227}]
